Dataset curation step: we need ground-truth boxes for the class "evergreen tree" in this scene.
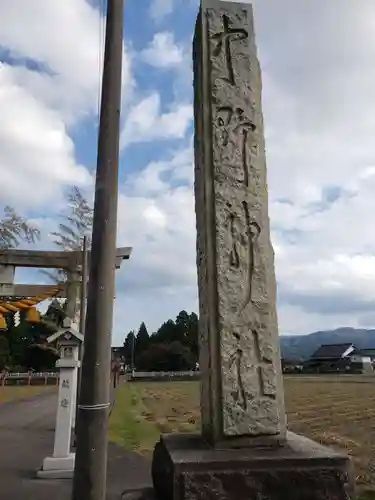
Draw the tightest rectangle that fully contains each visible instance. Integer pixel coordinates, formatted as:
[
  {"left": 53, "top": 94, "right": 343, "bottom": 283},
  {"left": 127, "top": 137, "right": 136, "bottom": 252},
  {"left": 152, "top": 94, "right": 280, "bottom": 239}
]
[
  {"left": 120, "top": 311, "right": 200, "bottom": 372},
  {"left": 152, "top": 311, "right": 199, "bottom": 360},
  {"left": 23, "top": 344, "right": 58, "bottom": 371},
  {"left": 185, "top": 312, "right": 199, "bottom": 359},
  {"left": 123, "top": 330, "right": 136, "bottom": 366},
  {"left": 154, "top": 319, "right": 177, "bottom": 344},
  {"left": 44, "top": 299, "right": 66, "bottom": 328},
  {"left": 135, "top": 322, "right": 150, "bottom": 359},
  {"left": 0, "top": 335, "right": 10, "bottom": 370},
  {"left": 136, "top": 341, "right": 195, "bottom": 372},
  {"left": 4, "top": 310, "right": 57, "bottom": 369}
]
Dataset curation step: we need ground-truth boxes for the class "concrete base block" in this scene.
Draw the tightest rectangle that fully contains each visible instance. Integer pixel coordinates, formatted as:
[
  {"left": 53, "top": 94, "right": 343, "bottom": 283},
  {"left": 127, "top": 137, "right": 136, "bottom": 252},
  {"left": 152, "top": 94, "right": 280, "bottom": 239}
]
[
  {"left": 121, "top": 488, "right": 156, "bottom": 500},
  {"left": 37, "top": 453, "right": 75, "bottom": 479},
  {"left": 151, "top": 432, "right": 355, "bottom": 500}
]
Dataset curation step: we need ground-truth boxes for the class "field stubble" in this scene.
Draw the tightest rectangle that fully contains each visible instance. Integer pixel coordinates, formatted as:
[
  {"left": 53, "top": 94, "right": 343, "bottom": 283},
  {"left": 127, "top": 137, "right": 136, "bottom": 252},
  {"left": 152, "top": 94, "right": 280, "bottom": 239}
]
[{"left": 110, "top": 376, "right": 375, "bottom": 496}]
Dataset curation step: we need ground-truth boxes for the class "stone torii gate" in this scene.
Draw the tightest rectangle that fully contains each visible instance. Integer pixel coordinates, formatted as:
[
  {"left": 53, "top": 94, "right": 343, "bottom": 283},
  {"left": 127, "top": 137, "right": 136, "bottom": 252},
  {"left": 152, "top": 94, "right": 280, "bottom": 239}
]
[{"left": 0, "top": 247, "right": 132, "bottom": 323}]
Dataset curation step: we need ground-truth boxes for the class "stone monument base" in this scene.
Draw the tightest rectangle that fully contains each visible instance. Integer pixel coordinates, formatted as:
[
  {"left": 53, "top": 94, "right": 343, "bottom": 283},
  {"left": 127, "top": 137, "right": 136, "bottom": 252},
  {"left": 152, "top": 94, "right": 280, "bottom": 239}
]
[
  {"left": 151, "top": 432, "right": 354, "bottom": 500},
  {"left": 37, "top": 453, "right": 75, "bottom": 479}
]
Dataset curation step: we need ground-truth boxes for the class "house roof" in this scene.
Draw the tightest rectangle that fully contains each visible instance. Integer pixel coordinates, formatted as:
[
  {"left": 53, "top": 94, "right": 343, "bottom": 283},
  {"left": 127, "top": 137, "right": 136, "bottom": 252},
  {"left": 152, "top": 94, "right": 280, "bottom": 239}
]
[
  {"left": 359, "top": 348, "right": 375, "bottom": 355},
  {"left": 310, "top": 343, "right": 355, "bottom": 360}
]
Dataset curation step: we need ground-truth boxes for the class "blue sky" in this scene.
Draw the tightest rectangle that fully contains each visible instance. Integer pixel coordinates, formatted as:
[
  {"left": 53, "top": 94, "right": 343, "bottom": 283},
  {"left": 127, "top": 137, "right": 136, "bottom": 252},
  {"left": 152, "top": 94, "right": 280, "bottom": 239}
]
[{"left": 2, "top": 0, "right": 375, "bottom": 345}]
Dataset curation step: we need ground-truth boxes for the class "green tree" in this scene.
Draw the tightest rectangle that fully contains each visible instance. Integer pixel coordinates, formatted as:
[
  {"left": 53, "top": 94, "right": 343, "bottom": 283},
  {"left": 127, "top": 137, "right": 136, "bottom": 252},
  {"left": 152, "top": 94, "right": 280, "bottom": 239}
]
[
  {"left": 0, "top": 335, "right": 10, "bottom": 370},
  {"left": 175, "top": 310, "right": 190, "bottom": 338},
  {"left": 0, "top": 206, "right": 40, "bottom": 249},
  {"left": 151, "top": 311, "right": 199, "bottom": 361},
  {"left": 136, "top": 341, "right": 195, "bottom": 372},
  {"left": 153, "top": 319, "right": 177, "bottom": 344},
  {"left": 124, "top": 311, "right": 200, "bottom": 372},
  {"left": 175, "top": 310, "right": 199, "bottom": 358},
  {"left": 186, "top": 312, "right": 199, "bottom": 359},
  {"left": 135, "top": 322, "right": 150, "bottom": 360},
  {"left": 5, "top": 310, "right": 57, "bottom": 369},
  {"left": 123, "top": 330, "right": 136, "bottom": 366},
  {"left": 44, "top": 299, "right": 66, "bottom": 328},
  {"left": 23, "top": 344, "right": 58, "bottom": 371}
]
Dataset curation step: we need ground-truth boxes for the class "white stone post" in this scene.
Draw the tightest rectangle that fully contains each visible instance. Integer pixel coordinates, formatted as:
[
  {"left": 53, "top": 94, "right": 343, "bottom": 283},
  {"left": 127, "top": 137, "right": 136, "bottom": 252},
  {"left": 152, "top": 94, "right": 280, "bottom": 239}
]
[
  {"left": 38, "top": 326, "right": 83, "bottom": 479},
  {"left": 71, "top": 363, "right": 78, "bottom": 430}
]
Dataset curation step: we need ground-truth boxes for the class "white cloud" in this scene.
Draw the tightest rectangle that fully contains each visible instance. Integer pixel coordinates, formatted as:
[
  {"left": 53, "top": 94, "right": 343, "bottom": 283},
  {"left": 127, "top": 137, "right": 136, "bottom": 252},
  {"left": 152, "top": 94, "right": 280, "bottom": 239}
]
[
  {"left": 149, "top": 0, "right": 174, "bottom": 23},
  {"left": 112, "top": 143, "right": 197, "bottom": 338},
  {"left": 140, "top": 32, "right": 184, "bottom": 68},
  {"left": 0, "top": 0, "right": 133, "bottom": 209},
  {"left": 126, "top": 143, "right": 193, "bottom": 195},
  {"left": 120, "top": 92, "right": 192, "bottom": 147},
  {"left": 0, "top": 63, "right": 92, "bottom": 207},
  {"left": 0, "top": 0, "right": 133, "bottom": 123},
  {"left": 117, "top": 144, "right": 196, "bottom": 289},
  {"left": 251, "top": 0, "right": 375, "bottom": 333},
  {"left": 139, "top": 29, "right": 193, "bottom": 104}
]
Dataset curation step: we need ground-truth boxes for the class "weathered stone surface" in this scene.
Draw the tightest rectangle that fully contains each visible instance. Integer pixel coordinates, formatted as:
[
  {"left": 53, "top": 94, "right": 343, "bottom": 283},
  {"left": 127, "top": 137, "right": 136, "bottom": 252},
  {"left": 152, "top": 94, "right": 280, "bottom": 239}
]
[
  {"left": 193, "top": 0, "right": 285, "bottom": 443},
  {"left": 152, "top": 433, "right": 355, "bottom": 500}
]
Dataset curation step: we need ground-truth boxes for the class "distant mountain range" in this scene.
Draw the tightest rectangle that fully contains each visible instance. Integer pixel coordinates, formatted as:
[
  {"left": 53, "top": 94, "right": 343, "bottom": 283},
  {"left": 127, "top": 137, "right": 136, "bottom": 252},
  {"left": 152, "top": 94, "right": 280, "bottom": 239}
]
[{"left": 280, "top": 328, "right": 375, "bottom": 361}]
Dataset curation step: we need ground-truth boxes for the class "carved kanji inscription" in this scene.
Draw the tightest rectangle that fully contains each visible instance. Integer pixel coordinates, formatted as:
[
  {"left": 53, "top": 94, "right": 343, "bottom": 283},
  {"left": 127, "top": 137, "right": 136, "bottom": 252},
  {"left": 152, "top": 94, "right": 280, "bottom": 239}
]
[
  {"left": 211, "top": 14, "right": 248, "bottom": 85},
  {"left": 227, "top": 201, "right": 261, "bottom": 311},
  {"left": 216, "top": 106, "right": 256, "bottom": 187},
  {"left": 229, "top": 331, "right": 248, "bottom": 409}
]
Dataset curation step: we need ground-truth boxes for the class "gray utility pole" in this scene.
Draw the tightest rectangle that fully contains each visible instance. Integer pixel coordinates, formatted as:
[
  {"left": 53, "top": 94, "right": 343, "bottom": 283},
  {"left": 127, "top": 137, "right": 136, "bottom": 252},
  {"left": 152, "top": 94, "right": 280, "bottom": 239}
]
[
  {"left": 79, "top": 236, "right": 89, "bottom": 339},
  {"left": 74, "top": 235, "right": 89, "bottom": 441},
  {"left": 71, "top": 0, "right": 124, "bottom": 498}
]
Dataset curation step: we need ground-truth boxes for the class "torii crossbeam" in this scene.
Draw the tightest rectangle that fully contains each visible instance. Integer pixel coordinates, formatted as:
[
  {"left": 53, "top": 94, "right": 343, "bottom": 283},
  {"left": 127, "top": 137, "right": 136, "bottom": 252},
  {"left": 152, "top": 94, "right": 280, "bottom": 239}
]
[
  {"left": 0, "top": 247, "right": 132, "bottom": 298},
  {"left": 0, "top": 247, "right": 132, "bottom": 269}
]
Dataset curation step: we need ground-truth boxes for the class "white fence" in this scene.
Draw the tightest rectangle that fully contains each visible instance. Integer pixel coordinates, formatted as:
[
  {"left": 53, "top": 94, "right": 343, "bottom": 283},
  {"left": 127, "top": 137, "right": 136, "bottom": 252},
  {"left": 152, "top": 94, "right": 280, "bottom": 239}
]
[
  {"left": 1, "top": 372, "right": 59, "bottom": 386},
  {"left": 127, "top": 370, "right": 201, "bottom": 381}
]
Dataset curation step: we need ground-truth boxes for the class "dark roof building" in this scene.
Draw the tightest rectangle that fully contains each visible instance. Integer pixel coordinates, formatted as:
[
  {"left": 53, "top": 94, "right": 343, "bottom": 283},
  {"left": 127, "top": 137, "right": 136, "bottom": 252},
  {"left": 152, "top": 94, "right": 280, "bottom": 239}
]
[
  {"left": 310, "top": 343, "right": 355, "bottom": 360},
  {"left": 358, "top": 348, "right": 375, "bottom": 360},
  {"left": 305, "top": 343, "right": 356, "bottom": 373},
  {"left": 306, "top": 343, "right": 374, "bottom": 373}
]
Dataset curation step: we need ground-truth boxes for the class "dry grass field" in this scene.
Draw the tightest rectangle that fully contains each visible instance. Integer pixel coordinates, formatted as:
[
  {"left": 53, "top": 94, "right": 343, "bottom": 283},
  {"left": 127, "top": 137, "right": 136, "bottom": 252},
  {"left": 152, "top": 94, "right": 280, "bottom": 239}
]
[
  {"left": 0, "top": 385, "right": 56, "bottom": 404},
  {"left": 109, "top": 375, "right": 375, "bottom": 497}
]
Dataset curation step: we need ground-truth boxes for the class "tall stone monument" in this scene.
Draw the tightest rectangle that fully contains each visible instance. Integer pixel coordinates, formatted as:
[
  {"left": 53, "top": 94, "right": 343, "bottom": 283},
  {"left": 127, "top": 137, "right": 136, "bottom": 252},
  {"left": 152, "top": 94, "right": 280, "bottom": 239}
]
[
  {"left": 193, "top": 0, "right": 286, "bottom": 446},
  {"left": 151, "top": 1, "right": 354, "bottom": 500}
]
